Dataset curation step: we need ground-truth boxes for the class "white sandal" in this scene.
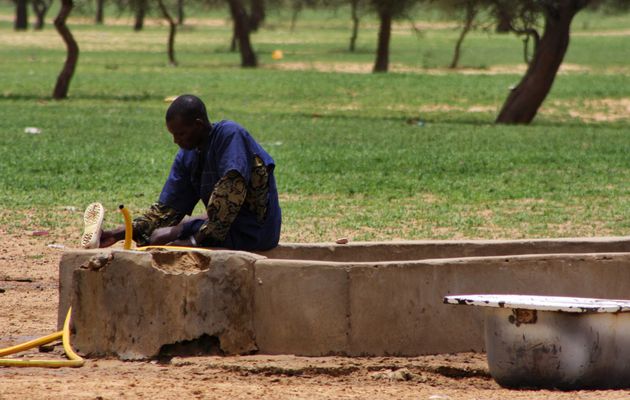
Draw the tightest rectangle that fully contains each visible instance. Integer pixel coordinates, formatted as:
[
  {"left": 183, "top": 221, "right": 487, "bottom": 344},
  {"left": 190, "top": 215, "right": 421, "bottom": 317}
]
[{"left": 81, "top": 202, "right": 105, "bottom": 249}]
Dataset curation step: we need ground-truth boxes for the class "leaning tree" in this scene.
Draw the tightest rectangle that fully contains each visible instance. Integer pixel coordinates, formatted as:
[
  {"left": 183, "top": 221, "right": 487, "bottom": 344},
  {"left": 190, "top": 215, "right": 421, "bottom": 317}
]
[
  {"left": 492, "top": 0, "right": 629, "bottom": 124},
  {"left": 110, "top": 0, "right": 151, "bottom": 30},
  {"left": 133, "top": 0, "right": 148, "bottom": 30},
  {"left": 95, "top": 0, "right": 105, "bottom": 23},
  {"left": 53, "top": 0, "right": 79, "bottom": 99},
  {"left": 369, "top": 0, "right": 421, "bottom": 72},
  {"left": 348, "top": 0, "right": 368, "bottom": 51},
  {"left": 14, "top": 0, "right": 29, "bottom": 30},
  {"left": 32, "top": 0, "right": 53, "bottom": 29},
  {"left": 226, "top": 0, "right": 259, "bottom": 67},
  {"left": 228, "top": 0, "right": 267, "bottom": 54},
  {"left": 434, "top": 0, "right": 486, "bottom": 69},
  {"left": 157, "top": 0, "right": 179, "bottom": 66},
  {"left": 281, "top": 0, "right": 366, "bottom": 51}
]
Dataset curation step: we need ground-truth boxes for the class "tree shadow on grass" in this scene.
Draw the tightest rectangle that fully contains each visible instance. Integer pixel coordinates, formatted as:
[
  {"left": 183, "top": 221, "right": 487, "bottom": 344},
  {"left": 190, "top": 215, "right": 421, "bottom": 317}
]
[
  {"left": 413, "top": 116, "right": 627, "bottom": 130},
  {"left": 0, "top": 92, "right": 164, "bottom": 102},
  {"left": 269, "top": 110, "right": 626, "bottom": 130}
]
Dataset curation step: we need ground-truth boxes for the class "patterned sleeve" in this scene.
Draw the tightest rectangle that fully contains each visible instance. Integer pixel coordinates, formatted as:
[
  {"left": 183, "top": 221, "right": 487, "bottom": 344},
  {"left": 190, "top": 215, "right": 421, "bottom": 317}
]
[
  {"left": 197, "top": 170, "right": 247, "bottom": 245},
  {"left": 132, "top": 203, "right": 186, "bottom": 246}
]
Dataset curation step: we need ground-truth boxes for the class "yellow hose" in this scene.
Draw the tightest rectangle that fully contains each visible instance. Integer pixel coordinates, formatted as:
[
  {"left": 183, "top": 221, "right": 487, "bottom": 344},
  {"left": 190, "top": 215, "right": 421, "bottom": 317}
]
[
  {"left": 138, "top": 245, "right": 210, "bottom": 252},
  {"left": 119, "top": 204, "right": 133, "bottom": 250},
  {"left": 0, "top": 331, "right": 62, "bottom": 357},
  {"left": 0, "top": 308, "right": 84, "bottom": 368},
  {"left": 61, "top": 307, "right": 84, "bottom": 366}
]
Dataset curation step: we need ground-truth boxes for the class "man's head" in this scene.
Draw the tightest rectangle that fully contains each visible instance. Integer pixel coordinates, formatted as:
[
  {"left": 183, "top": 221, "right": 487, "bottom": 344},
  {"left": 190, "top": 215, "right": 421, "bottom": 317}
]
[{"left": 165, "top": 94, "right": 211, "bottom": 150}]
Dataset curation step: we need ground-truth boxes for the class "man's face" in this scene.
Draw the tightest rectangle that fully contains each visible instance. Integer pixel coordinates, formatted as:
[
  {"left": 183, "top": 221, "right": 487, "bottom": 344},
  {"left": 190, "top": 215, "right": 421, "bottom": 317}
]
[{"left": 167, "top": 117, "right": 205, "bottom": 150}]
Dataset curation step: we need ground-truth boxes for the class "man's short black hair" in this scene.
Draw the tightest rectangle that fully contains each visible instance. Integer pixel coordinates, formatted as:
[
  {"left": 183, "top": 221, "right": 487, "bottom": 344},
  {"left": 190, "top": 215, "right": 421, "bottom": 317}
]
[{"left": 165, "top": 94, "right": 210, "bottom": 125}]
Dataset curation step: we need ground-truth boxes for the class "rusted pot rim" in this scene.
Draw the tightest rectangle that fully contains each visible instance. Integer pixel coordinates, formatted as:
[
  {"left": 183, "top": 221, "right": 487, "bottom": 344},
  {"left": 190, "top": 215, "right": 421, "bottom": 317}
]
[{"left": 444, "top": 294, "right": 630, "bottom": 313}]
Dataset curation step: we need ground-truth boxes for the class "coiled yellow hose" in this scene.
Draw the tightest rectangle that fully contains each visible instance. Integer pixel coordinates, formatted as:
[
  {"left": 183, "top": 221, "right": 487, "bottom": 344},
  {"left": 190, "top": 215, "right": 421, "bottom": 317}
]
[{"left": 0, "top": 308, "right": 84, "bottom": 368}]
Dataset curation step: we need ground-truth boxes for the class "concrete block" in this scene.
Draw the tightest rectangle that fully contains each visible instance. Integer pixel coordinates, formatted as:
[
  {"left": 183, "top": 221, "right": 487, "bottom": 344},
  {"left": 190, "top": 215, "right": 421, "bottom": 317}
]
[
  {"left": 254, "top": 260, "right": 350, "bottom": 355},
  {"left": 70, "top": 249, "right": 261, "bottom": 359},
  {"left": 347, "top": 262, "right": 465, "bottom": 356},
  {"left": 58, "top": 249, "right": 110, "bottom": 329}
]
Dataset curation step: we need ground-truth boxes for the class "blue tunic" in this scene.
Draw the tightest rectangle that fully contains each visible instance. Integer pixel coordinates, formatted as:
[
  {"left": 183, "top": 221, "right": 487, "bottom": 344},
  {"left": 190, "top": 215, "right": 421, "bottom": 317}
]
[{"left": 158, "top": 120, "right": 281, "bottom": 250}]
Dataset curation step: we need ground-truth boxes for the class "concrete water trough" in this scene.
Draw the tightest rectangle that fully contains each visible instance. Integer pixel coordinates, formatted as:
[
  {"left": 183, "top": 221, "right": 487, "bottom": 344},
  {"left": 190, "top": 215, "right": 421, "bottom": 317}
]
[
  {"left": 57, "top": 237, "right": 630, "bottom": 360},
  {"left": 444, "top": 294, "right": 630, "bottom": 390}
]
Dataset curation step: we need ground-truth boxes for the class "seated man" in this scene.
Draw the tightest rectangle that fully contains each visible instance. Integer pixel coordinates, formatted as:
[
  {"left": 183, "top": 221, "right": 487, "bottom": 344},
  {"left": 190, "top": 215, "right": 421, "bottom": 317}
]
[{"left": 81, "top": 94, "right": 281, "bottom": 251}]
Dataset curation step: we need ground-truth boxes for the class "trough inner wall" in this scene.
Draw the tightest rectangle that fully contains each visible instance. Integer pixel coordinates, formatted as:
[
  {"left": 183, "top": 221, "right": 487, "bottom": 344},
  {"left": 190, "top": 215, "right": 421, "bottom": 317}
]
[{"left": 258, "top": 237, "right": 630, "bottom": 262}]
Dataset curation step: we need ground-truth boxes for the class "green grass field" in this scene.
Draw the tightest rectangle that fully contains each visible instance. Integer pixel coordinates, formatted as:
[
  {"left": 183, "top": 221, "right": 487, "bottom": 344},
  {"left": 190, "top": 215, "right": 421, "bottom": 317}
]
[{"left": 0, "top": 4, "right": 629, "bottom": 242}]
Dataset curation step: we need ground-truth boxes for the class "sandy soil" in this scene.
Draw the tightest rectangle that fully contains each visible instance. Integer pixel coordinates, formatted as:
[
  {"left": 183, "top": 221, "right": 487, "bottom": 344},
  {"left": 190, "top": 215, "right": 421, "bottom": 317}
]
[{"left": 3, "top": 225, "right": 630, "bottom": 399}]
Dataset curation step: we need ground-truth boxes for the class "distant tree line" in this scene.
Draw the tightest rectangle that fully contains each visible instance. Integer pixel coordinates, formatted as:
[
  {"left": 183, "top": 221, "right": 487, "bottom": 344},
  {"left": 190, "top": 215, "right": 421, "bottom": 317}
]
[{"left": 8, "top": 0, "right": 629, "bottom": 124}]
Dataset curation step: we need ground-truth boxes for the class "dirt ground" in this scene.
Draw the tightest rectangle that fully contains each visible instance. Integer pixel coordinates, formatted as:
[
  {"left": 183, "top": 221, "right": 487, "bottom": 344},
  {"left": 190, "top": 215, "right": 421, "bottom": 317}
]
[{"left": 3, "top": 227, "right": 630, "bottom": 399}]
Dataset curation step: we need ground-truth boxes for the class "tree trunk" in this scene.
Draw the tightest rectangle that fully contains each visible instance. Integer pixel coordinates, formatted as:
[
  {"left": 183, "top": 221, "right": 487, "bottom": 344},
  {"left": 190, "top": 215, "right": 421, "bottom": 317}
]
[
  {"left": 496, "top": 8, "right": 511, "bottom": 33},
  {"left": 230, "top": 21, "right": 238, "bottom": 52},
  {"left": 227, "top": 0, "right": 257, "bottom": 67},
  {"left": 157, "top": 0, "right": 178, "bottom": 66},
  {"left": 177, "top": 0, "right": 184, "bottom": 25},
  {"left": 373, "top": 9, "right": 391, "bottom": 73},
  {"left": 32, "top": 0, "right": 50, "bottom": 30},
  {"left": 53, "top": 0, "right": 79, "bottom": 99},
  {"left": 95, "top": 0, "right": 104, "bottom": 24},
  {"left": 496, "top": 1, "right": 584, "bottom": 124},
  {"left": 249, "top": 0, "right": 264, "bottom": 31},
  {"left": 449, "top": 2, "right": 476, "bottom": 69},
  {"left": 290, "top": 4, "right": 300, "bottom": 32},
  {"left": 134, "top": 0, "right": 146, "bottom": 31},
  {"left": 15, "top": 0, "right": 28, "bottom": 30},
  {"left": 349, "top": 0, "right": 359, "bottom": 52}
]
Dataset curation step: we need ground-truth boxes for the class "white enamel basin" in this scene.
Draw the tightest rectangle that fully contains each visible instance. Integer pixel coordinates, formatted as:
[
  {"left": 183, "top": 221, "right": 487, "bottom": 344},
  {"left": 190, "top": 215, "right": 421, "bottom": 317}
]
[{"left": 444, "top": 294, "right": 630, "bottom": 389}]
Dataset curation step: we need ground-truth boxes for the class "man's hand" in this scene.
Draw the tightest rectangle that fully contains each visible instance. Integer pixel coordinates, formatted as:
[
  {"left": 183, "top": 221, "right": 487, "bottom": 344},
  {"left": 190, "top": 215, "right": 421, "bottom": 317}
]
[{"left": 99, "top": 227, "right": 125, "bottom": 248}]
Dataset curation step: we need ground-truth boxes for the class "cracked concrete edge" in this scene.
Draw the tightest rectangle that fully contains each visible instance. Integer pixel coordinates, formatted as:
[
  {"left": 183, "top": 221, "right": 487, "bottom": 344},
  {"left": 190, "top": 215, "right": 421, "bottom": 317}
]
[{"left": 258, "top": 237, "right": 630, "bottom": 262}]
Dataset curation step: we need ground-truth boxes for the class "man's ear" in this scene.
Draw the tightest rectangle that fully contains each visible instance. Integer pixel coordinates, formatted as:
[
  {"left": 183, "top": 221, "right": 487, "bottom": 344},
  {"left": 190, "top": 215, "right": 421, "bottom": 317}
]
[{"left": 195, "top": 118, "right": 207, "bottom": 128}]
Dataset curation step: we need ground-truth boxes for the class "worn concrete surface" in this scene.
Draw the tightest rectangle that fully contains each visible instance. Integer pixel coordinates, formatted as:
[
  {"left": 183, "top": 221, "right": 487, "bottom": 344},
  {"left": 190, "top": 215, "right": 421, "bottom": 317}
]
[
  {"left": 58, "top": 249, "right": 107, "bottom": 329},
  {"left": 58, "top": 238, "right": 630, "bottom": 359},
  {"left": 254, "top": 260, "right": 350, "bottom": 355},
  {"left": 252, "top": 253, "right": 630, "bottom": 356},
  {"left": 258, "top": 237, "right": 630, "bottom": 262},
  {"left": 67, "top": 249, "right": 261, "bottom": 359}
]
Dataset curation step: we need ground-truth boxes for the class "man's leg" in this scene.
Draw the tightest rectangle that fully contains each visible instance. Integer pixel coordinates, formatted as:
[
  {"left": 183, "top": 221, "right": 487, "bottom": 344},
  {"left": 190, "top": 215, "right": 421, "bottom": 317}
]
[
  {"left": 148, "top": 225, "right": 184, "bottom": 245},
  {"left": 148, "top": 216, "right": 207, "bottom": 246}
]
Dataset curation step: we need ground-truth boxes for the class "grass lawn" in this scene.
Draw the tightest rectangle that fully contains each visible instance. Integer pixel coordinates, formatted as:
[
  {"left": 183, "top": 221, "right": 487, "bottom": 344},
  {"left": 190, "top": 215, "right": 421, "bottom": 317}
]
[{"left": 0, "top": 4, "right": 629, "bottom": 242}]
